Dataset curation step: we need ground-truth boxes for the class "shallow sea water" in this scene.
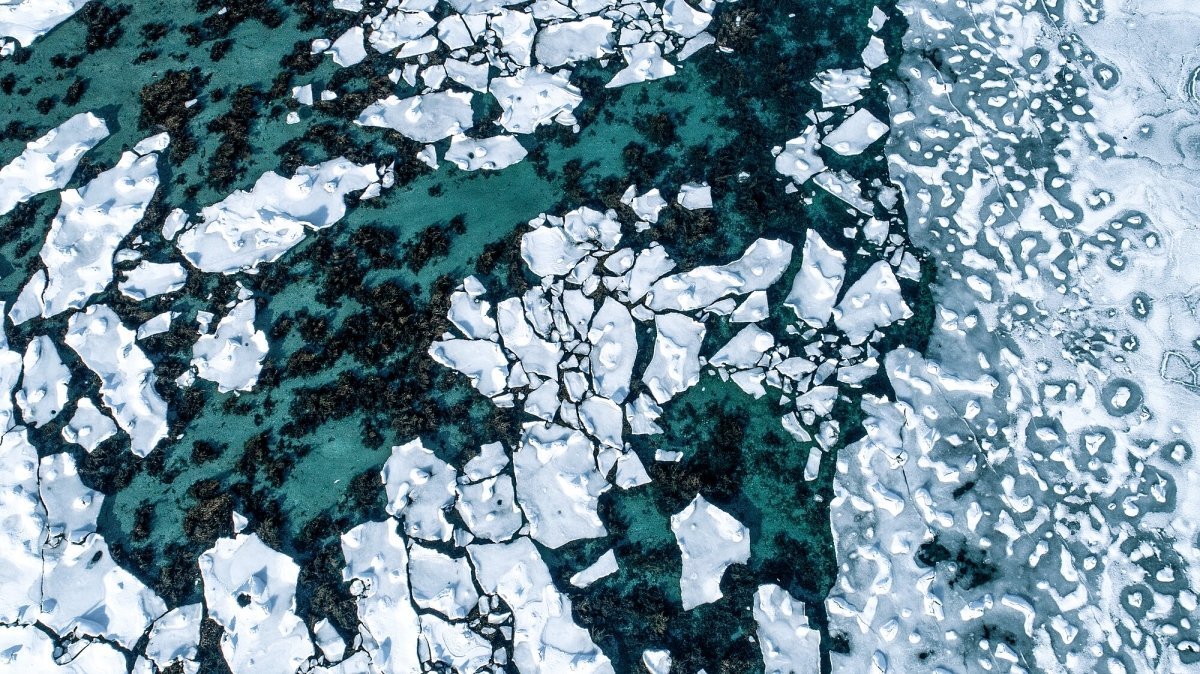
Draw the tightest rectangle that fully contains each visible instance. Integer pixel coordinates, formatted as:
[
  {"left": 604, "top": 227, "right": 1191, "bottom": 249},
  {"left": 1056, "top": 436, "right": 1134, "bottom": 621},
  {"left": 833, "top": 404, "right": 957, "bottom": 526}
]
[{"left": 0, "top": 1, "right": 925, "bottom": 671}]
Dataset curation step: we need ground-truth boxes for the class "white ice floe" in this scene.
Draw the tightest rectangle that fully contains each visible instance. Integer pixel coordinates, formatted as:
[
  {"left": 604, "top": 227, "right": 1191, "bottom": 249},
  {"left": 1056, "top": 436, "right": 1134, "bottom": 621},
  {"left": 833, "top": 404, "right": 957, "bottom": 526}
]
[
  {"left": 118, "top": 260, "right": 188, "bottom": 300},
  {"left": 200, "top": 533, "right": 314, "bottom": 674},
  {"left": 642, "top": 649, "right": 673, "bottom": 674},
  {"left": 821, "top": 108, "right": 888, "bottom": 156},
  {"left": 662, "top": 0, "right": 711, "bottom": 38},
  {"left": 0, "top": 0, "right": 90, "bottom": 49},
  {"left": 514, "top": 422, "right": 609, "bottom": 548},
  {"left": 357, "top": 91, "right": 475, "bottom": 142},
  {"left": 457, "top": 472, "right": 523, "bottom": 542},
  {"left": 608, "top": 42, "right": 676, "bottom": 88},
  {"left": 832, "top": 260, "right": 911, "bottom": 344},
  {"left": 671, "top": 494, "right": 750, "bottom": 610},
  {"left": 144, "top": 603, "right": 202, "bottom": 674},
  {"left": 65, "top": 305, "right": 169, "bottom": 456},
  {"left": 491, "top": 67, "right": 582, "bottom": 133},
  {"left": 589, "top": 297, "right": 637, "bottom": 402},
  {"left": 676, "top": 182, "right": 712, "bottom": 210},
  {"left": 408, "top": 543, "right": 480, "bottom": 619},
  {"left": 811, "top": 67, "right": 870, "bottom": 107},
  {"left": 382, "top": 438, "right": 458, "bottom": 542},
  {"left": 643, "top": 312, "right": 705, "bottom": 404},
  {"left": 177, "top": 158, "right": 381, "bottom": 273},
  {"left": 15, "top": 335, "right": 69, "bottom": 427},
  {"left": 812, "top": 170, "right": 873, "bottom": 213},
  {"left": 190, "top": 297, "right": 268, "bottom": 393},
  {"left": 0, "top": 428, "right": 44, "bottom": 624},
  {"left": 341, "top": 520, "right": 422, "bottom": 674},
  {"left": 0, "top": 624, "right": 126, "bottom": 672},
  {"left": 469, "top": 537, "right": 614, "bottom": 673},
  {"left": 429, "top": 338, "right": 510, "bottom": 397},
  {"left": 570, "top": 549, "right": 619, "bottom": 588},
  {"left": 446, "top": 134, "right": 528, "bottom": 171},
  {"left": 0, "top": 112, "right": 108, "bottom": 216},
  {"left": 328, "top": 25, "right": 368, "bottom": 66},
  {"left": 61, "top": 398, "right": 117, "bottom": 452},
  {"left": 753, "top": 584, "right": 820, "bottom": 674},
  {"left": 535, "top": 17, "right": 614, "bottom": 67},
  {"left": 17, "top": 135, "right": 164, "bottom": 321},
  {"left": 862, "top": 35, "right": 888, "bottom": 69},
  {"left": 647, "top": 238, "right": 793, "bottom": 312},
  {"left": 623, "top": 186, "right": 669, "bottom": 224},
  {"left": 136, "top": 311, "right": 174, "bottom": 340},
  {"left": 785, "top": 229, "right": 846, "bottom": 327}
]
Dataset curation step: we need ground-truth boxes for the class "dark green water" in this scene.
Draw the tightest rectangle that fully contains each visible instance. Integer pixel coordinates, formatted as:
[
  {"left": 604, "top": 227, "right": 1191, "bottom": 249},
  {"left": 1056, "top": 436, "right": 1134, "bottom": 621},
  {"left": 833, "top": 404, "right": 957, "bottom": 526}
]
[{"left": 0, "top": 1, "right": 926, "bottom": 672}]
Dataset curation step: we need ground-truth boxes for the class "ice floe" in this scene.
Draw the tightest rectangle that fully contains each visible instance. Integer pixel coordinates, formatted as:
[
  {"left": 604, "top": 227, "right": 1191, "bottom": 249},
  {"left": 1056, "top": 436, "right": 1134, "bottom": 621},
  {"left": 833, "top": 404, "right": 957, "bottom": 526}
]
[
  {"left": 15, "top": 335, "right": 70, "bottom": 427},
  {"left": 671, "top": 494, "right": 750, "bottom": 610},
  {"left": 190, "top": 296, "right": 268, "bottom": 393},
  {"left": 0, "top": 112, "right": 108, "bottom": 216}
]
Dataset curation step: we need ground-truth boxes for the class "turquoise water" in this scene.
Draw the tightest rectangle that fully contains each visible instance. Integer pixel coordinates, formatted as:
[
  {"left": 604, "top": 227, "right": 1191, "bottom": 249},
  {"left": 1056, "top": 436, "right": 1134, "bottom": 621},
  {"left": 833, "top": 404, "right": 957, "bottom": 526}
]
[{"left": 0, "top": 1, "right": 927, "bottom": 671}]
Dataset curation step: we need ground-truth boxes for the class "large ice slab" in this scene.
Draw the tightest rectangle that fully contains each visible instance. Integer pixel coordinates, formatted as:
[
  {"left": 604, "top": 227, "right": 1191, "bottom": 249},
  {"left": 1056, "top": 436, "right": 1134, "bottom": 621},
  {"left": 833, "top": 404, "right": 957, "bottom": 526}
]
[
  {"left": 491, "top": 67, "right": 582, "bottom": 133},
  {"left": 190, "top": 297, "right": 268, "bottom": 393},
  {"left": 341, "top": 520, "right": 421, "bottom": 674},
  {"left": 65, "top": 305, "right": 168, "bottom": 456},
  {"left": 671, "top": 495, "right": 750, "bottom": 610},
  {"left": 61, "top": 398, "right": 117, "bottom": 452},
  {"left": 20, "top": 137, "right": 164, "bottom": 320},
  {"left": 445, "top": 134, "right": 528, "bottom": 171},
  {"left": 833, "top": 260, "right": 911, "bottom": 344},
  {"left": 357, "top": 91, "right": 475, "bottom": 142},
  {"left": 382, "top": 438, "right": 458, "bottom": 542},
  {"left": 785, "top": 230, "right": 846, "bottom": 328},
  {"left": 754, "top": 584, "right": 820, "bottom": 674},
  {"left": 118, "top": 261, "right": 187, "bottom": 300},
  {"left": 514, "top": 422, "right": 609, "bottom": 549},
  {"left": 535, "top": 17, "right": 614, "bottom": 67},
  {"left": 821, "top": 109, "right": 888, "bottom": 156},
  {"left": 643, "top": 313, "right": 705, "bottom": 404},
  {"left": 0, "top": 112, "right": 108, "bottom": 216},
  {"left": 199, "top": 533, "right": 314, "bottom": 674},
  {"left": 15, "top": 335, "right": 70, "bottom": 427},
  {"left": 0, "top": 0, "right": 90, "bottom": 49},
  {"left": 588, "top": 297, "right": 637, "bottom": 402},
  {"left": 469, "top": 537, "right": 614, "bottom": 673},
  {"left": 647, "top": 239, "right": 793, "bottom": 312},
  {"left": 177, "top": 158, "right": 381, "bottom": 273}
]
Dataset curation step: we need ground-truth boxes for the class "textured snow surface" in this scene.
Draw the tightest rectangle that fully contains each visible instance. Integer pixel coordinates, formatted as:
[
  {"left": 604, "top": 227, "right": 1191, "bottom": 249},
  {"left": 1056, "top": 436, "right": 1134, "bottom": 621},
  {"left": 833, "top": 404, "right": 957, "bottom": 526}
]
[{"left": 0, "top": 112, "right": 108, "bottom": 215}]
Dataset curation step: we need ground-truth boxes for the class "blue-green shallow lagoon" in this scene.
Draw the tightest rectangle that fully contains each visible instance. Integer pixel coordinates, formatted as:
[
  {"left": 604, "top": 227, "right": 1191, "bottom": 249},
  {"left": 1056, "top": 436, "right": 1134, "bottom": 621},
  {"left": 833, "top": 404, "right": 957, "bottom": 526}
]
[{"left": 0, "top": 1, "right": 927, "bottom": 671}]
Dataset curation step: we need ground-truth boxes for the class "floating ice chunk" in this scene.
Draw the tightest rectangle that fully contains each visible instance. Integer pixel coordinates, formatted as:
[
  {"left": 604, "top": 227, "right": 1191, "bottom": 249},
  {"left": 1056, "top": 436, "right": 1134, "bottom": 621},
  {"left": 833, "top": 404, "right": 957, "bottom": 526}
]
[
  {"left": 445, "top": 58, "right": 490, "bottom": 92},
  {"left": 0, "top": 0, "right": 89, "bottom": 48},
  {"left": 607, "top": 42, "right": 676, "bottom": 88},
  {"left": 774, "top": 125, "right": 826, "bottom": 185},
  {"left": 190, "top": 298, "right": 268, "bottom": 393},
  {"left": 312, "top": 618, "right": 346, "bottom": 662},
  {"left": 468, "top": 537, "right": 614, "bottom": 673},
  {"left": 662, "top": 0, "right": 711, "bottom": 38},
  {"left": 409, "top": 544, "right": 480, "bottom": 619},
  {"left": 200, "top": 534, "right": 314, "bottom": 674},
  {"left": 143, "top": 604, "right": 202, "bottom": 673},
  {"left": 358, "top": 91, "right": 475, "bottom": 142},
  {"left": 678, "top": 31, "right": 716, "bottom": 60},
  {"left": 160, "top": 208, "right": 188, "bottom": 241},
  {"left": 644, "top": 313, "right": 705, "bottom": 404},
  {"left": 589, "top": 297, "right": 637, "bottom": 402},
  {"left": 62, "top": 398, "right": 117, "bottom": 452},
  {"left": 862, "top": 35, "right": 888, "bottom": 69},
  {"left": 457, "top": 473, "right": 523, "bottom": 541},
  {"left": 341, "top": 520, "right": 421, "bottom": 674},
  {"left": 21, "top": 138, "right": 163, "bottom": 320},
  {"left": 449, "top": 278, "right": 498, "bottom": 340},
  {"left": 136, "top": 311, "right": 174, "bottom": 340},
  {"left": 535, "top": 17, "right": 614, "bottom": 67},
  {"left": 676, "top": 182, "right": 712, "bottom": 210},
  {"left": 65, "top": 305, "right": 169, "bottom": 456},
  {"left": 868, "top": 6, "right": 887, "bottom": 31},
  {"left": 7, "top": 269, "right": 45, "bottom": 325},
  {"left": 785, "top": 230, "right": 846, "bottom": 327},
  {"left": 419, "top": 615, "right": 494, "bottom": 673},
  {"left": 329, "top": 26, "right": 367, "bottom": 66},
  {"left": 626, "top": 187, "right": 668, "bottom": 224},
  {"left": 447, "top": 0, "right": 525, "bottom": 14},
  {"left": 811, "top": 68, "right": 870, "bottom": 108},
  {"left": 672, "top": 495, "right": 750, "bottom": 610},
  {"left": 490, "top": 8, "right": 536, "bottom": 66},
  {"left": 514, "top": 422, "right": 610, "bottom": 548},
  {"left": 292, "top": 83, "right": 314, "bottom": 106},
  {"left": 446, "top": 134, "right": 528, "bottom": 171},
  {"left": 491, "top": 67, "right": 582, "bottom": 133},
  {"left": 710, "top": 324, "right": 774, "bottom": 371},
  {"left": 655, "top": 449, "right": 684, "bottom": 462},
  {"left": 429, "top": 338, "right": 510, "bottom": 397},
  {"left": 0, "top": 624, "right": 125, "bottom": 672},
  {"left": 562, "top": 205, "right": 622, "bottom": 250},
  {"left": 177, "top": 158, "right": 380, "bottom": 273},
  {"left": 0, "top": 429, "right": 42, "bottom": 624},
  {"left": 647, "top": 239, "right": 793, "bottom": 312},
  {"left": 570, "top": 549, "right": 619, "bottom": 588},
  {"left": 626, "top": 243, "right": 676, "bottom": 302},
  {"left": 382, "top": 438, "right": 458, "bottom": 542},
  {"left": 732, "top": 291, "right": 769, "bottom": 323},
  {"left": 643, "top": 650, "right": 673, "bottom": 674},
  {"left": 822, "top": 109, "right": 888, "bottom": 156},
  {"left": 368, "top": 9, "right": 435, "bottom": 52},
  {"left": 16, "top": 335, "right": 69, "bottom": 427},
  {"left": 0, "top": 112, "right": 108, "bottom": 216},
  {"left": 754, "top": 584, "right": 821, "bottom": 674},
  {"left": 833, "top": 260, "right": 912, "bottom": 344},
  {"left": 118, "top": 261, "right": 187, "bottom": 300},
  {"left": 580, "top": 394, "right": 624, "bottom": 449},
  {"left": 614, "top": 449, "right": 651, "bottom": 488},
  {"left": 498, "top": 297, "right": 561, "bottom": 378},
  {"left": 463, "top": 441, "right": 509, "bottom": 481},
  {"left": 39, "top": 451, "right": 100, "bottom": 544},
  {"left": 813, "top": 170, "right": 873, "bottom": 213},
  {"left": 627, "top": 393, "right": 664, "bottom": 435}
]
